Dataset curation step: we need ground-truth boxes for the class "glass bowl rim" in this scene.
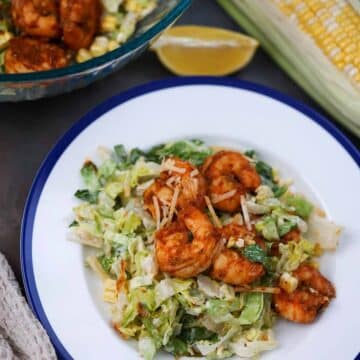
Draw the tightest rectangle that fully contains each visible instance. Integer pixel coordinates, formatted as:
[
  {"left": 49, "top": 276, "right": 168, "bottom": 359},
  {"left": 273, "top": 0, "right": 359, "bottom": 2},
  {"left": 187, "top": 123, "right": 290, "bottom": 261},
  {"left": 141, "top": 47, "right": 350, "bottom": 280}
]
[{"left": 0, "top": 0, "right": 191, "bottom": 83}]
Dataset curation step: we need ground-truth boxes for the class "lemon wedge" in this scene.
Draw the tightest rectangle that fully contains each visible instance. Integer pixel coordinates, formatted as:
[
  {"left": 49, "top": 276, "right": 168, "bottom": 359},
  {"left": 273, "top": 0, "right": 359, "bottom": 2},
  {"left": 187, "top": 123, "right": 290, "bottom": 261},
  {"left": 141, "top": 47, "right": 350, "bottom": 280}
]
[{"left": 151, "top": 25, "right": 259, "bottom": 76}]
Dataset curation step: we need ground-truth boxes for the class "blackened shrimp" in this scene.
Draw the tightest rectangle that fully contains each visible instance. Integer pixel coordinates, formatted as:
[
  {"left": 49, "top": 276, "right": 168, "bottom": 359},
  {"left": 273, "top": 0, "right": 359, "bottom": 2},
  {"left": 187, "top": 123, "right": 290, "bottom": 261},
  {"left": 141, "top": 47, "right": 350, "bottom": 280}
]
[
  {"left": 210, "top": 223, "right": 265, "bottom": 285},
  {"left": 143, "top": 157, "right": 207, "bottom": 222},
  {"left": 202, "top": 151, "right": 261, "bottom": 213},
  {"left": 4, "top": 37, "right": 70, "bottom": 73},
  {"left": 155, "top": 206, "right": 222, "bottom": 278},
  {"left": 60, "top": 0, "right": 101, "bottom": 50},
  {"left": 11, "top": 0, "right": 60, "bottom": 38},
  {"left": 273, "top": 264, "right": 335, "bottom": 323}
]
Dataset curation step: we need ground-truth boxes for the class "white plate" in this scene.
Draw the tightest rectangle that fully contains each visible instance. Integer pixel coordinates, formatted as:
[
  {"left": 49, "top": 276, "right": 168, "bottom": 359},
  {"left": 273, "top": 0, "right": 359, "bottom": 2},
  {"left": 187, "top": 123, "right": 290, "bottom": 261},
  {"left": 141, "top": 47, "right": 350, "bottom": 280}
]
[{"left": 21, "top": 78, "right": 360, "bottom": 360}]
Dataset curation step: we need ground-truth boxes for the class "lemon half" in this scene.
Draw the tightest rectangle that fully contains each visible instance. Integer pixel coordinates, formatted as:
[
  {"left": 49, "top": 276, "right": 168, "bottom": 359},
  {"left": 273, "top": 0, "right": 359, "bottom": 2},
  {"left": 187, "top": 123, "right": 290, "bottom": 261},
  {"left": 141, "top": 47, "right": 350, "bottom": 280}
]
[{"left": 151, "top": 25, "right": 259, "bottom": 76}]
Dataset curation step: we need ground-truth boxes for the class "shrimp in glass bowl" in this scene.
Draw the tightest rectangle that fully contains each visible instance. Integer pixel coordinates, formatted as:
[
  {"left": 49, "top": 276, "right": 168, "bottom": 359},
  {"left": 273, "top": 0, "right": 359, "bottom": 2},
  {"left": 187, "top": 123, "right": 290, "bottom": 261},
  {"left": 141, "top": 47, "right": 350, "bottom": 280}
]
[
  {"left": 4, "top": 37, "right": 70, "bottom": 73},
  {"left": 11, "top": 0, "right": 61, "bottom": 38},
  {"left": 0, "top": 0, "right": 191, "bottom": 101},
  {"left": 60, "top": 0, "right": 101, "bottom": 50}
]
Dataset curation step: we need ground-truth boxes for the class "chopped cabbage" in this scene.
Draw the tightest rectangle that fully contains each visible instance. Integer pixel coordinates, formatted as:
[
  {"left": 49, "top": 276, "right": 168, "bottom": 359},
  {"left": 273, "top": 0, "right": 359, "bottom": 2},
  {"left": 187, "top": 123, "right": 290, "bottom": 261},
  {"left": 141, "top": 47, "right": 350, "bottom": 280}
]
[
  {"left": 238, "top": 293, "right": 264, "bottom": 325},
  {"left": 197, "top": 275, "right": 235, "bottom": 300},
  {"left": 139, "top": 335, "right": 157, "bottom": 360},
  {"left": 282, "top": 193, "right": 314, "bottom": 219},
  {"left": 155, "top": 278, "right": 193, "bottom": 306},
  {"left": 72, "top": 142, "right": 340, "bottom": 360},
  {"left": 229, "top": 329, "right": 277, "bottom": 358},
  {"left": 306, "top": 212, "right": 342, "bottom": 250},
  {"left": 277, "top": 239, "right": 315, "bottom": 272}
]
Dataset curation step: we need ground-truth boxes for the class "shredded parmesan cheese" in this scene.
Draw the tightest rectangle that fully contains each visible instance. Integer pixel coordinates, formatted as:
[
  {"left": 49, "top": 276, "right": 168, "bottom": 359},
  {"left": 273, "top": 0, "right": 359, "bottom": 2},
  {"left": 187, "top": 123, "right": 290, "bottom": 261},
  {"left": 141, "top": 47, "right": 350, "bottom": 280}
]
[
  {"left": 167, "top": 187, "right": 180, "bottom": 225},
  {"left": 161, "top": 159, "right": 186, "bottom": 174},
  {"left": 211, "top": 189, "right": 237, "bottom": 204},
  {"left": 240, "top": 195, "right": 251, "bottom": 231},
  {"left": 135, "top": 179, "right": 154, "bottom": 196},
  {"left": 166, "top": 175, "right": 180, "bottom": 187},
  {"left": 234, "top": 286, "right": 280, "bottom": 294},
  {"left": 161, "top": 205, "right": 169, "bottom": 219},
  {"left": 153, "top": 196, "right": 161, "bottom": 230},
  {"left": 205, "top": 196, "right": 222, "bottom": 228},
  {"left": 190, "top": 169, "right": 199, "bottom": 177}
]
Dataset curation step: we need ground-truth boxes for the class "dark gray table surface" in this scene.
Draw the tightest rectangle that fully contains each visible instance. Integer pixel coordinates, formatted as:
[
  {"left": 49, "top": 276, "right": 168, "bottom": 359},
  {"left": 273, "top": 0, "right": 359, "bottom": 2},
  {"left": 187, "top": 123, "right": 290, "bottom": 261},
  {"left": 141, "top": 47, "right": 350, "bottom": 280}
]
[{"left": 0, "top": 0, "right": 359, "bottom": 283}]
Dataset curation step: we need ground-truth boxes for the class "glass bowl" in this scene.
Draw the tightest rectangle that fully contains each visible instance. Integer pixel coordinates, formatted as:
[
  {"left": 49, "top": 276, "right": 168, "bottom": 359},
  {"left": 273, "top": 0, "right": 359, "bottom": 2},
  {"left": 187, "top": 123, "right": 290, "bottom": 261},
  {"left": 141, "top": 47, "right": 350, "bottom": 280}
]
[{"left": 0, "top": 0, "right": 191, "bottom": 102}]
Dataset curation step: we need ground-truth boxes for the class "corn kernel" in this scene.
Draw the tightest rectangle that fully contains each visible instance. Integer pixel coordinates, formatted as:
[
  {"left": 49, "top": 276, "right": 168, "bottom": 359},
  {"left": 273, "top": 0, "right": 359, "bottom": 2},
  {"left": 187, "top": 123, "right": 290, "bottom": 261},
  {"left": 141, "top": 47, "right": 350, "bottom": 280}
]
[
  {"left": 335, "top": 61, "right": 345, "bottom": 70},
  {"left": 76, "top": 48, "right": 92, "bottom": 63},
  {"left": 101, "top": 14, "right": 118, "bottom": 33},
  {"left": 344, "top": 43, "right": 357, "bottom": 55},
  {"left": 90, "top": 36, "right": 109, "bottom": 57},
  {"left": 107, "top": 40, "right": 119, "bottom": 52},
  {"left": 279, "top": 272, "right": 298, "bottom": 293}
]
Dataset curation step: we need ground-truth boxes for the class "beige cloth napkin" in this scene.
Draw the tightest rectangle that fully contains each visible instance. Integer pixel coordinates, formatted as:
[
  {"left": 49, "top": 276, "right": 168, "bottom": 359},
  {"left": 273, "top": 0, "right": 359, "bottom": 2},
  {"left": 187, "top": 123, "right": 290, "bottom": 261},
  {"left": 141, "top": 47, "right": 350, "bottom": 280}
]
[{"left": 0, "top": 253, "right": 56, "bottom": 360}]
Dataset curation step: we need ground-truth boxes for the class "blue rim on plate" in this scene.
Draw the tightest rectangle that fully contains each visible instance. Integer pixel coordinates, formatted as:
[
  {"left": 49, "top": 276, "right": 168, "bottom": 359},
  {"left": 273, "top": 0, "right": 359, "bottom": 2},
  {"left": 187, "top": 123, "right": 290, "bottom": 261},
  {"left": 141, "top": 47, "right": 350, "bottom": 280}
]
[{"left": 21, "top": 77, "right": 360, "bottom": 360}]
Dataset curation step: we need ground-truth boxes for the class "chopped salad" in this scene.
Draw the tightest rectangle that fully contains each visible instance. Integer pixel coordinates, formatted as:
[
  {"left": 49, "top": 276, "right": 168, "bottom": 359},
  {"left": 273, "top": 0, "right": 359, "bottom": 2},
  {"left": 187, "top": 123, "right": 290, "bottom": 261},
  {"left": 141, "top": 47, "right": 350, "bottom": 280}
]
[{"left": 69, "top": 140, "right": 341, "bottom": 359}]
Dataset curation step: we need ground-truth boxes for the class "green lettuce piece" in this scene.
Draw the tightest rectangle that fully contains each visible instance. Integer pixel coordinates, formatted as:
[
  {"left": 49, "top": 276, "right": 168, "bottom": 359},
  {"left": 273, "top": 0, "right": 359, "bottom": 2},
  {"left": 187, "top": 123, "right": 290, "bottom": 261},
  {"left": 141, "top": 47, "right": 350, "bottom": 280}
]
[
  {"left": 255, "top": 216, "right": 279, "bottom": 241},
  {"left": 260, "top": 294, "right": 275, "bottom": 329},
  {"left": 243, "top": 244, "right": 274, "bottom": 273},
  {"left": 97, "top": 254, "right": 115, "bottom": 273},
  {"left": 105, "top": 181, "right": 124, "bottom": 199},
  {"left": 238, "top": 293, "right": 264, "bottom": 325},
  {"left": 277, "top": 216, "right": 298, "bottom": 237},
  {"left": 114, "top": 144, "right": 127, "bottom": 163},
  {"left": 138, "top": 334, "right": 156, "bottom": 360},
  {"left": 205, "top": 298, "right": 243, "bottom": 324},
  {"left": 121, "top": 287, "right": 156, "bottom": 329},
  {"left": 121, "top": 297, "right": 138, "bottom": 327},
  {"left": 282, "top": 193, "right": 313, "bottom": 219},
  {"left": 164, "top": 337, "right": 189, "bottom": 356},
  {"left": 155, "top": 278, "right": 194, "bottom": 306},
  {"left": 179, "top": 327, "right": 218, "bottom": 344},
  {"left": 80, "top": 162, "right": 99, "bottom": 191},
  {"left": 68, "top": 220, "right": 78, "bottom": 227},
  {"left": 130, "top": 158, "right": 160, "bottom": 187},
  {"left": 229, "top": 329, "right": 277, "bottom": 358},
  {"left": 194, "top": 327, "right": 238, "bottom": 357},
  {"left": 143, "top": 298, "right": 180, "bottom": 347},
  {"left": 277, "top": 238, "right": 315, "bottom": 272},
  {"left": 74, "top": 189, "right": 98, "bottom": 204},
  {"left": 197, "top": 275, "right": 235, "bottom": 300},
  {"left": 114, "top": 209, "right": 142, "bottom": 234},
  {"left": 98, "top": 159, "right": 117, "bottom": 179},
  {"left": 176, "top": 288, "right": 206, "bottom": 316},
  {"left": 145, "top": 139, "right": 213, "bottom": 166},
  {"left": 254, "top": 160, "right": 287, "bottom": 198},
  {"left": 107, "top": 232, "right": 132, "bottom": 254},
  {"left": 128, "top": 148, "right": 146, "bottom": 165},
  {"left": 97, "top": 191, "right": 115, "bottom": 217}
]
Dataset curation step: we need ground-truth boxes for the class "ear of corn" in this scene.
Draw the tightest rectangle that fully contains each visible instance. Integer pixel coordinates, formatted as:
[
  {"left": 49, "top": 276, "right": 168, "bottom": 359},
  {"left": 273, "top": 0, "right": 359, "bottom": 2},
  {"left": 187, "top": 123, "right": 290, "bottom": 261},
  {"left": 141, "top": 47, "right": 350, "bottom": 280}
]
[{"left": 217, "top": 0, "right": 360, "bottom": 136}]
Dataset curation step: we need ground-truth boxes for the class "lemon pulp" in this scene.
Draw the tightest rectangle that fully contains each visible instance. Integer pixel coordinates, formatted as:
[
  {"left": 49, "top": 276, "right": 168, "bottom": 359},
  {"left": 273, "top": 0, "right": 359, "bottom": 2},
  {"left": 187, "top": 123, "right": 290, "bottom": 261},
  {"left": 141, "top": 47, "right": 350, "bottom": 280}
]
[{"left": 151, "top": 25, "right": 259, "bottom": 76}]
